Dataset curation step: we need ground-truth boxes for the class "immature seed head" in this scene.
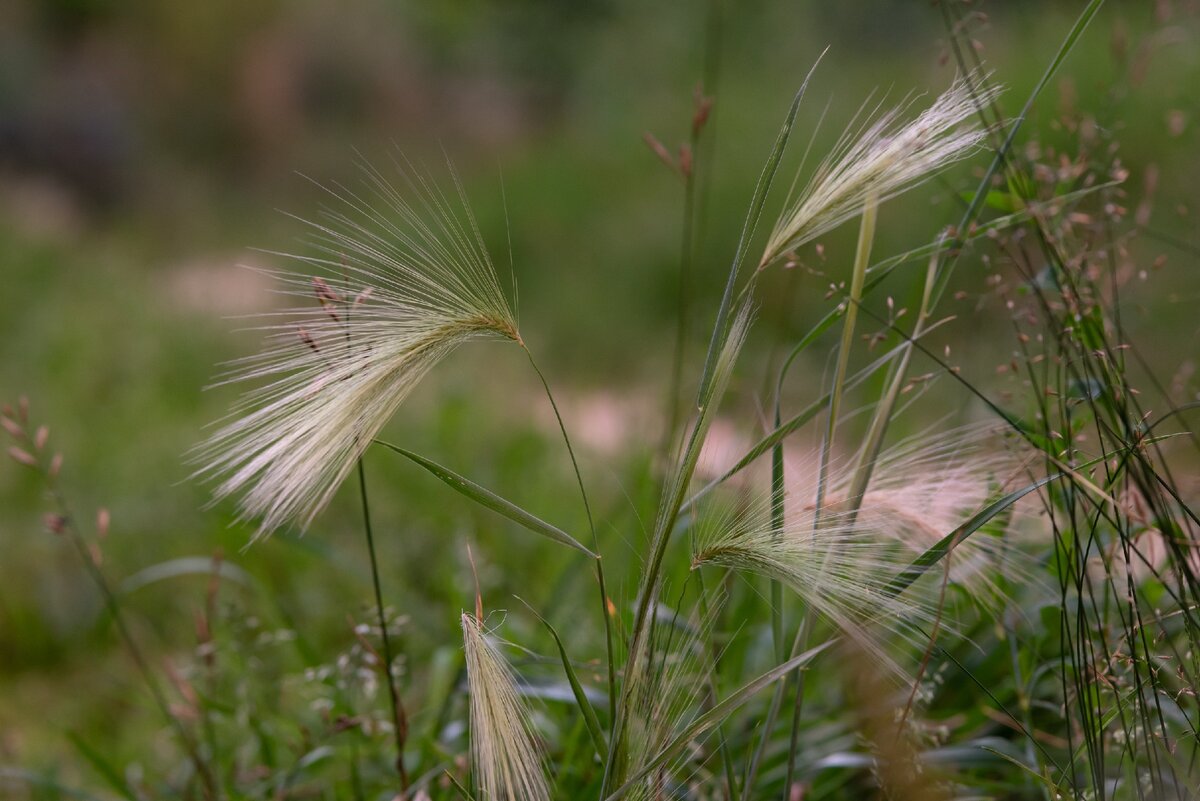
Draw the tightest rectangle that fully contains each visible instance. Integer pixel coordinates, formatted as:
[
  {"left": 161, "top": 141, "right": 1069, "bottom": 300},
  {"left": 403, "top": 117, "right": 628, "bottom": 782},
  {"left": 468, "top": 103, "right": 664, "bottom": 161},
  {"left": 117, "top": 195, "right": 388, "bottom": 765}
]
[
  {"left": 762, "top": 74, "right": 1000, "bottom": 267},
  {"left": 192, "top": 157, "right": 519, "bottom": 537},
  {"left": 692, "top": 426, "right": 1025, "bottom": 674},
  {"left": 461, "top": 613, "right": 550, "bottom": 801}
]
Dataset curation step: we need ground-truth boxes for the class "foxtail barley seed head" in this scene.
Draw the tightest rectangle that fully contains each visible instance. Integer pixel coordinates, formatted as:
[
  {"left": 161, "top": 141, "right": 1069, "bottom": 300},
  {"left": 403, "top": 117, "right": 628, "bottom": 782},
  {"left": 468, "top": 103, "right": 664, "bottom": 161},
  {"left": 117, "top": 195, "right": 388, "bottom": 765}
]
[
  {"left": 192, "top": 158, "right": 518, "bottom": 537},
  {"left": 461, "top": 613, "right": 551, "bottom": 801},
  {"left": 692, "top": 427, "right": 1023, "bottom": 673},
  {"left": 762, "top": 75, "right": 999, "bottom": 267}
]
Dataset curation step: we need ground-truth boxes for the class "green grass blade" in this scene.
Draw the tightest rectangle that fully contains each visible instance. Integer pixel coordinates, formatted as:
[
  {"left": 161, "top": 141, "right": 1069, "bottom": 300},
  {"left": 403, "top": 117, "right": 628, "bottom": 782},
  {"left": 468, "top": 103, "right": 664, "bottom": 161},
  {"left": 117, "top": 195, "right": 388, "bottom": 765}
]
[
  {"left": 65, "top": 732, "right": 138, "bottom": 800},
  {"left": 375, "top": 440, "right": 597, "bottom": 558},
  {"left": 603, "top": 641, "right": 830, "bottom": 801},
  {"left": 119, "top": 556, "right": 255, "bottom": 595},
  {"left": 683, "top": 336, "right": 924, "bottom": 512},
  {"left": 524, "top": 603, "right": 608, "bottom": 759},
  {"left": 444, "top": 769, "right": 477, "bottom": 801},
  {"left": 883, "top": 474, "right": 1060, "bottom": 598},
  {"left": 978, "top": 746, "right": 1060, "bottom": 793},
  {"left": 695, "top": 50, "right": 824, "bottom": 404}
]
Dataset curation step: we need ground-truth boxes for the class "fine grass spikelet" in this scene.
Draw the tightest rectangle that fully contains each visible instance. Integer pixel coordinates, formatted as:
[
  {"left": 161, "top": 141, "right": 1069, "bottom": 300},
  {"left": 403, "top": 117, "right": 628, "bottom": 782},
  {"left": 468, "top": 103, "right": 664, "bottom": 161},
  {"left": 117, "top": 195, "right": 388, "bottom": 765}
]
[
  {"left": 192, "top": 157, "right": 519, "bottom": 536},
  {"left": 618, "top": 602, "right": 715, "bottom": 799},
  {"left": 692, "top": 427, "right": 1024, "bottom": 671},
  {"left": 461, "top": 613, "right": 551, "bottom": 801},
  {"left": 761, "top": 74, "right": 1000, "bottom": 266}
]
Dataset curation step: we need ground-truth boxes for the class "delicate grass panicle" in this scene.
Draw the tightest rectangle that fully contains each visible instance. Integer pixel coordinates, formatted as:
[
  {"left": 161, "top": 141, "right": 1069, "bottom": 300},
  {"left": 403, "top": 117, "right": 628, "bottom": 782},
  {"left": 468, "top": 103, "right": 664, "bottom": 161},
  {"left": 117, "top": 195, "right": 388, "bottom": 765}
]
[
  {"left": 692, "top": 428, "right": 1023, "bottom": 670},
  {"left": 761, "top": 74, "right": 999, "bottom": 267},
  {"left": 620, "top": 606, "right": 714, "bottom": 798},
  {"left": 461, "top": 613, "right": 551, "bottom": 801},
  {"left": 192, "top": 159, "right": 519, "bottom": 536}
]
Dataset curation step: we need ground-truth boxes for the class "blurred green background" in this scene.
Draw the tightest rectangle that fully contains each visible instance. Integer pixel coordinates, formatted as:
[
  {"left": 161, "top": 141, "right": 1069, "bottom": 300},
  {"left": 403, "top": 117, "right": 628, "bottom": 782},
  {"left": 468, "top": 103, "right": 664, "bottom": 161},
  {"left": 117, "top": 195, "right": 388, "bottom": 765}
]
[{"left": 1, "top": 0, "right": 1197, "bottom": 787}]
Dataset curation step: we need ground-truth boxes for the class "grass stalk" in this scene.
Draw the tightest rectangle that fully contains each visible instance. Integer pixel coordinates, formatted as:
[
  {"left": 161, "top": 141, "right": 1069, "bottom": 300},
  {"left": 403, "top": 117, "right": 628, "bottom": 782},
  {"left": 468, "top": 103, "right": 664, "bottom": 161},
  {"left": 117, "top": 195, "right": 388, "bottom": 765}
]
[
  {"left": 780, "top": 620, "right": 810, "bottom": 800},
  {"left": 523, "top": 346, "right": 617, "bottom": 727},
  {"left": 814, "top": 194, "right": 877, "bottom": 518},
  {"left": 844, "top": 241, "right": 938, "bottom": 514},
  {"left": 603, "top": 66, "right": 819, "bottom": 795},
  {"left": 664, "top": 0, "right": 723, "bottom": 455},
  {"left": 68, "top": 521, "right": 219, "bottom": 800},
  {"left": 356, "top": 458, "right": 410, "bottom": 794},
  {"left": 664, "top": 133, "right": 701, "bottom": 457},
  {"left": 695, "top": 568, "right": 738, "bottom": 801}
]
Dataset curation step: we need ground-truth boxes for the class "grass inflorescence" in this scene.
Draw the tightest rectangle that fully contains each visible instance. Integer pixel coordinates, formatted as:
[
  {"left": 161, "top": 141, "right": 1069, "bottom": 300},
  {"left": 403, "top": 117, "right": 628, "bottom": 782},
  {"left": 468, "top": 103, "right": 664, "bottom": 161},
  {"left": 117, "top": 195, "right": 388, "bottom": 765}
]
[{"left": 4, "top": 4, "right": 1199, "bottom": 800}]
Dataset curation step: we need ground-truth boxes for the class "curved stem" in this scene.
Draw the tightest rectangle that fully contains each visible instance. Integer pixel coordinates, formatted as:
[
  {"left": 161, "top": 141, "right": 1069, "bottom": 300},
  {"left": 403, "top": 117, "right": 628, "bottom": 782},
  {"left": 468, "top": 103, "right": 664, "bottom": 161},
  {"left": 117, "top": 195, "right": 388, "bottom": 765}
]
[{"left": 523, "top": 346, "right": 617, "bottom": 728}]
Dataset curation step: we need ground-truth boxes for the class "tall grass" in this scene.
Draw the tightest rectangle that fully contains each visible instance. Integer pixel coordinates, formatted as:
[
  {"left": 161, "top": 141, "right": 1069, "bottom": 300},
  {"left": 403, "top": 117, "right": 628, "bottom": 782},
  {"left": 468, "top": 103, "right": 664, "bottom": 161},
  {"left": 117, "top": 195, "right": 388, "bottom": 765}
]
[{"left": 3, "top": 2, "right": 1198, "bottom": 799}]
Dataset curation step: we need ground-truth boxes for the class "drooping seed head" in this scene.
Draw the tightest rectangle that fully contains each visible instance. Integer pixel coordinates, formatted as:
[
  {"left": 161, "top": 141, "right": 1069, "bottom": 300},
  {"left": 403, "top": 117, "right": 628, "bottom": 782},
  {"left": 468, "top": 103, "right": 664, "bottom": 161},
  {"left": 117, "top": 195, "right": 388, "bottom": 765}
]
[
  {"left": 191, "top": 157, "right": 519, "bottom": 538},
  {"left": 692, "top": 425, "right": 1027, "bottom": 674}
]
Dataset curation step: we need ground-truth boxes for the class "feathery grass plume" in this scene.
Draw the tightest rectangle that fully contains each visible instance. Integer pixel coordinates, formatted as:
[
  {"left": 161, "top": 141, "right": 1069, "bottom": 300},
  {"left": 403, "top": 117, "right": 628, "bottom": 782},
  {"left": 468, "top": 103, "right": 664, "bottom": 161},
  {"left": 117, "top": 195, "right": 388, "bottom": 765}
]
[
  {"left": 191, "top": 157, "right": 519, "bottom": 536},
  {"left": 461, "top": 613, "right": 551, "bottom": 801},
  {"left": 692, "top": 427, "right": 1025, "bottom": 671},
  {"left": 760, "top": 74, "right": 999, "bottom": 267},
  {"left": 619, "top": 602, "right": 715, "bottom": 800}
]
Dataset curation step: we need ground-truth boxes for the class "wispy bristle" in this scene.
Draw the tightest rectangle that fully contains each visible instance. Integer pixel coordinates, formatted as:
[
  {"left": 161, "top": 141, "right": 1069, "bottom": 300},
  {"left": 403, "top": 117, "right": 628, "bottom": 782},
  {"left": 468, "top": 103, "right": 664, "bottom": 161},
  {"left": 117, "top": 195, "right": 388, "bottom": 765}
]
[
  {"left": 461, "top": 614, "right": 551, "bottom": 801},
  {"left": 762, "top": 74, "right": 999, "bottom": 266},
  {"left": 191, "top": 158, "right": 518, "bottom": 537},
  {"left": 692, "top": 426, "right": 1025, "bottom": 674},
  {"left": 620, "top": 600, "right": 714, "bottom": 798}
]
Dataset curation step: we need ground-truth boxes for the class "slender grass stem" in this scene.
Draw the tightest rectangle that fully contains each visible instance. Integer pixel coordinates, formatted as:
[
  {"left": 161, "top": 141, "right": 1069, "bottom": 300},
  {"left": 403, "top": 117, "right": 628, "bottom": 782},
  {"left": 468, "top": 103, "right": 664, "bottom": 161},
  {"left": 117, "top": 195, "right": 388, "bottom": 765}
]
[
  {"left": 665, "top": 0, "right": 723, "bottom": 455},
  {"left": 742, "top": 626, "right": 809, "bottom": 797},
  {"left": 758, "top": 198, "right": 875, "bottom": 796},
  {"left": 42, "top": 481, "right": 217, "bottom": 799},
  {"left": 814, "top": 195, "right": 876, "bottom": 519},
  {"left": 695, "top": 568, "right": 738, "bottom": 801},
  {"left": 664, "top": 147, "right": 699, "bottom": 457},
  {"left": 604, "top": 71, "right": 818, "bottom": 795},
  {"left": 356, "top": 458, "right": 410, "bottom": 795},
  {"left": 769, "top": 401, "right": 787, "bottom": 663},
  {"left": 773, "top": 384, "right": 811, "bottom": 798},
  {"left": 523, "top": 346, "right": 617, "bottom": 727},
  {"left": 845, "top": 242, "right": 938, "bottom": 514},
  {"left": 780, "top": 620, "right": 810, "bottom": 800}
]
